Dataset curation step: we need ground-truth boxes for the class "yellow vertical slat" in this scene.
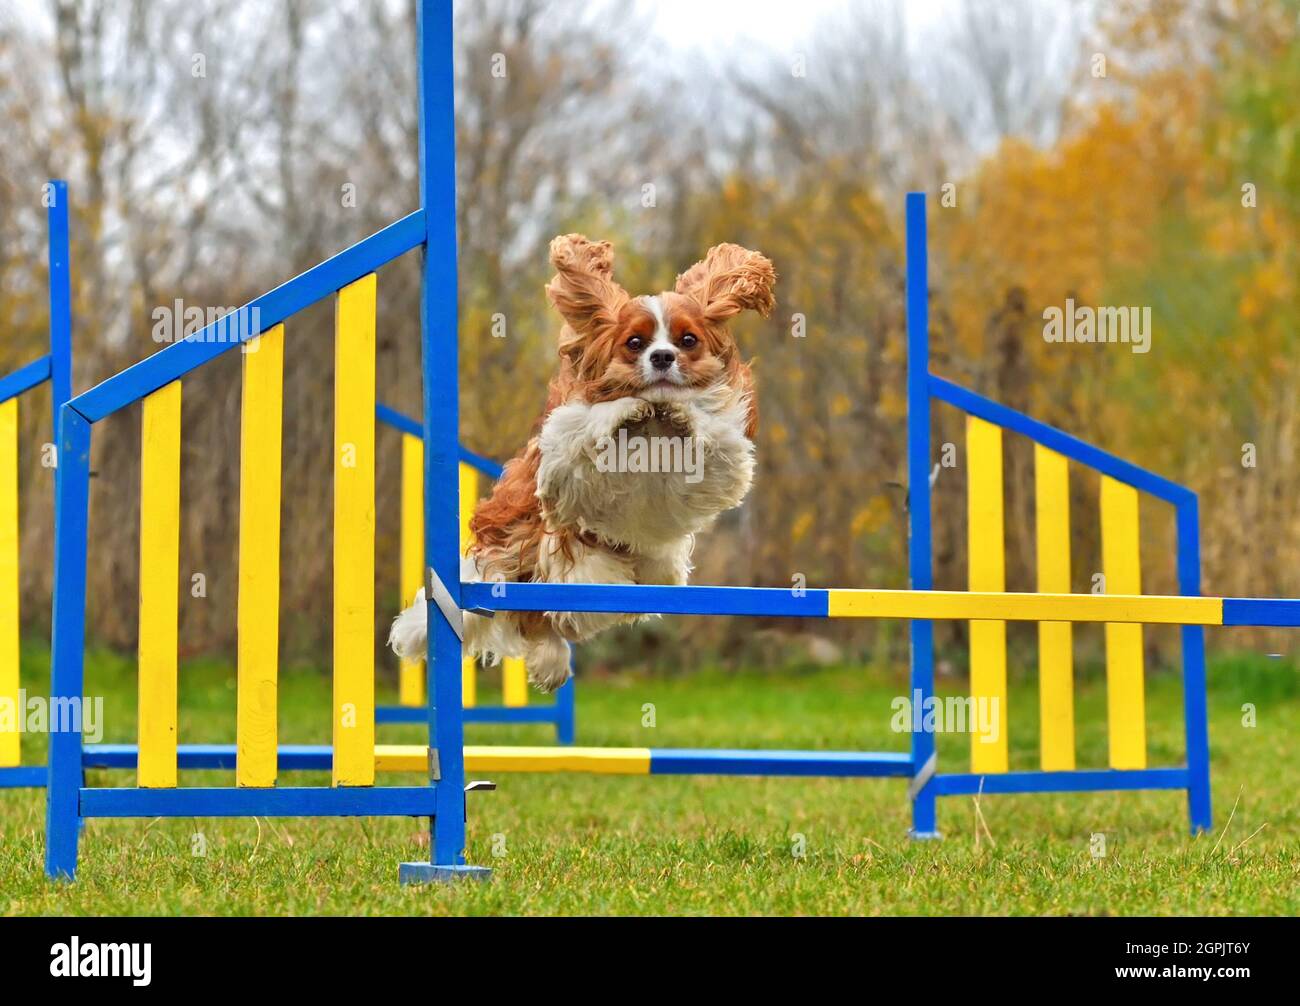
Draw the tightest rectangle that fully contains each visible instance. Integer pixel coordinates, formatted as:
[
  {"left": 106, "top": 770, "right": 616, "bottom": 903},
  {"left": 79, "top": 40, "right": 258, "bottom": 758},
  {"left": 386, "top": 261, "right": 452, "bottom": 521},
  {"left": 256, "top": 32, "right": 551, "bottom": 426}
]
[
  {"left": 1034, "top": 445, "right": 1074, "bottom": 771},
  {"left": 461, "top": 656, "right": 477, "bottom": 708},
  {"left": 0, "top": 398, "right": 18, "bottom": 767},
  {"left": 1101, "top": 476, "right": 1146, "bottom": 769},
  {"left": 237, "top": 326, "right": 284, "bottom": 788},
  {"left": 459, "top": 462, "right": 477, "bottom": 708},
  {"left": 138, "top": 380, "right": 182, "bottom": 788},
  {"left": 503, "top": 657, "right": 528, "bottom": 707},
  {"left": 966, "top": 416, "right": 1008, "bottom": 774},
  {"left": 333, "top": 275, "right": 376, "bottom": 787},
  {"left": 459, "top": 463, "right": 475, "bottom": 550},
  {"left": 398, "top": 433, "right": 425, "bottom": 706}
]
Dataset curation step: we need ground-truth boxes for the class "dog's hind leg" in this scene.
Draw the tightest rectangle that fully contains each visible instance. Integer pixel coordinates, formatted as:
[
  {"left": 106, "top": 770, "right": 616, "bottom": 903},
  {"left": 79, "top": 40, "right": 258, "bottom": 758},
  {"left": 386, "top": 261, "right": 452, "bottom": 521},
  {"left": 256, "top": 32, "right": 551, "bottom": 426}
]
[
  {"left": 521, "top": 624, "right": 573, "bottom": 692},
  {"left": 387, "top": 588, "right": 429, "bottom": 661},
  {"left": 538, "top": 532, "right": 643, "bottom": 642}
]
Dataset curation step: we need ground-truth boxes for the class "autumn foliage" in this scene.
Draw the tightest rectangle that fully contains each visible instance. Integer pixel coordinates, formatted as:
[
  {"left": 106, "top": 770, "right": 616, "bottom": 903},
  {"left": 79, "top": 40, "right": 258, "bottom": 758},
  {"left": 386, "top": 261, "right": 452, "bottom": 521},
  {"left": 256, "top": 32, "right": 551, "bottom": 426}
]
[{"left": 1, "top": 0, "right": 1296, "bottom": 670}]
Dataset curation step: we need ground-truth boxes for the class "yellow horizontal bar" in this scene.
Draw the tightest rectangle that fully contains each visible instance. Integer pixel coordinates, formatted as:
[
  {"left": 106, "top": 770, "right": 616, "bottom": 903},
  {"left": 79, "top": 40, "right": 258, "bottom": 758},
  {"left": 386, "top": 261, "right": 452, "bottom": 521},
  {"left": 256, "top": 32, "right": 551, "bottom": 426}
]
[
  {"left": 374, "top": 745, "right": 652, "bottom": 775},
  {"left": 828, "top": 590, "right": 1222, "bottom": 625}
]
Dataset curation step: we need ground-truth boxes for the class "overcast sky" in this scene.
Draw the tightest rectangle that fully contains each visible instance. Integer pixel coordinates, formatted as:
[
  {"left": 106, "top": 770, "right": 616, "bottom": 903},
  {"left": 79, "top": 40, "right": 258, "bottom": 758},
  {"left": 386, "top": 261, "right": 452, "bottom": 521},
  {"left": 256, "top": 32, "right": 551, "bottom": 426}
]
[
  {"left": 4, "top": 0, "right": 1037, "bottom": 57},
  {"left": 648, "top": 0, "right": 955, "bottom": 48}
]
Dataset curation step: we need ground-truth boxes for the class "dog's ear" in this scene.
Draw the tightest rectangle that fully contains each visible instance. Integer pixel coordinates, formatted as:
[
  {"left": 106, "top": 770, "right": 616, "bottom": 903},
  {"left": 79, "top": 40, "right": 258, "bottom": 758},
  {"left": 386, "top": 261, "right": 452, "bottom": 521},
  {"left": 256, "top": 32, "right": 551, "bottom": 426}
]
[
  {"left": 545, "top": 235, "right": 629, "bottom": 358},
  {"left": 675, "top": 243, "right": 776, "bottom": 323}
]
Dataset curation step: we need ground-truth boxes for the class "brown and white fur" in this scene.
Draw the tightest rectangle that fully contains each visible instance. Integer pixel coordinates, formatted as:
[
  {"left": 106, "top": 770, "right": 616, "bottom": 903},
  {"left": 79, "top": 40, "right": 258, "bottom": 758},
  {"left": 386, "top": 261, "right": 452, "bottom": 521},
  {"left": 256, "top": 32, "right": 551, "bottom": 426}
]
[{"left": 388, "top": 234, "right": 775, "bottom": 691}]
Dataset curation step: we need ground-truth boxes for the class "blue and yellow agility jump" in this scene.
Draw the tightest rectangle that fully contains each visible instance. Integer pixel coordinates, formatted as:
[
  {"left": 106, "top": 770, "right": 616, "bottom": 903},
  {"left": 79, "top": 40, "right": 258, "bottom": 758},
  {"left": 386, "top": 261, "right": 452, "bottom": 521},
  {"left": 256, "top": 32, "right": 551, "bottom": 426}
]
[
  {"left": 0, "top": 185, "right": 574, "bottom": 801},
  {"left": 32, "top": 0, "right": 1300, "bottom": 884}
]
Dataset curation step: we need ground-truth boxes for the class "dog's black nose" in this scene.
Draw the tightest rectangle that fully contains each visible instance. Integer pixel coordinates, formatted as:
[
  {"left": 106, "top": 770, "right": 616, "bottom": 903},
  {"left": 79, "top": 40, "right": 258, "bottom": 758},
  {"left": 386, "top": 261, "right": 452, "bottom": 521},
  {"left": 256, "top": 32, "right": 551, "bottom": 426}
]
[{"left": 649, "top": 349, "right": 676, "bottom": 371}]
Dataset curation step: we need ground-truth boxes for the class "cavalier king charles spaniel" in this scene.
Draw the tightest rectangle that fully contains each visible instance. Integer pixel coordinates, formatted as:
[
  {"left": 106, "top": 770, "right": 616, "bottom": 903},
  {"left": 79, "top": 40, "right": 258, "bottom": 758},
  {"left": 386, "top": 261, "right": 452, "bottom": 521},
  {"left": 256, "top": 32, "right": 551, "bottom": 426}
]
[{"left": 389, "top": 234, "right": 775, "bottom": 691}]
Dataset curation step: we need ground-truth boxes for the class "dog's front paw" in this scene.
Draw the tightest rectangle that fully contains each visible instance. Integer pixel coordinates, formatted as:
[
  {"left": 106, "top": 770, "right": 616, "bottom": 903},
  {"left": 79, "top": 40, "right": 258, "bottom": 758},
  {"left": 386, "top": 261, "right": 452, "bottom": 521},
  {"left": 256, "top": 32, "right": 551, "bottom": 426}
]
[
  {"left": 616, "top": 397, "right": 655, "bottom": 430},
  {"left": 659, "top": 401, "right": 695, "bottom": 433},
  {"left": 587, "top": 397, "right": 653, "bottom": 441}
]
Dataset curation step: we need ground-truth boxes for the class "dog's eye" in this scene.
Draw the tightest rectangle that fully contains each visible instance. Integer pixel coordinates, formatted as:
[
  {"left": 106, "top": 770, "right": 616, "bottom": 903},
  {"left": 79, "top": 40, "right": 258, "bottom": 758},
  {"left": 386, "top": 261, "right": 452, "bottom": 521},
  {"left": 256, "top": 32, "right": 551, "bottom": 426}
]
[
  {"left": 680, "top": 333, "right": 699, "bottom": 348},
  {"left": 626, "top": 336, "right": 645, "bottom": 351}
]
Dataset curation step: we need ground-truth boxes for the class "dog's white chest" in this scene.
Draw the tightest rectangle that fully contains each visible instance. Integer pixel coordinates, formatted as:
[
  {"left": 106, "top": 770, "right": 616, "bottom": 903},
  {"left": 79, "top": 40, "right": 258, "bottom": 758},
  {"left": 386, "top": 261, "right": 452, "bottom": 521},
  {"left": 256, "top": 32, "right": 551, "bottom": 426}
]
[{"left": 535, "top": 393, "right": 754, "bottom": 550}]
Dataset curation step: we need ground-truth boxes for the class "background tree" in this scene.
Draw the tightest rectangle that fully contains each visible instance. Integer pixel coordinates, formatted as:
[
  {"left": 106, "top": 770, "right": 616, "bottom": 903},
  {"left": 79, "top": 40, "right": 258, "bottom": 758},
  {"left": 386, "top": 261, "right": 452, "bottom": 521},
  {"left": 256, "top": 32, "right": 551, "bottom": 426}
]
[{"left": 0, "top": 0, "right": 1292, "bottom": 674}]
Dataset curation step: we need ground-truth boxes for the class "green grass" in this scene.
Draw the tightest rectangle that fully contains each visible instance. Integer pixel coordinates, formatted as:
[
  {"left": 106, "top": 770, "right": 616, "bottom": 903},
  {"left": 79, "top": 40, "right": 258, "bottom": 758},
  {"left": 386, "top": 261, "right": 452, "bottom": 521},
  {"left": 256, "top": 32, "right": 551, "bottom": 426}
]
[{"left": 2, "top": 645, "right": 1297, "bottom": 915}]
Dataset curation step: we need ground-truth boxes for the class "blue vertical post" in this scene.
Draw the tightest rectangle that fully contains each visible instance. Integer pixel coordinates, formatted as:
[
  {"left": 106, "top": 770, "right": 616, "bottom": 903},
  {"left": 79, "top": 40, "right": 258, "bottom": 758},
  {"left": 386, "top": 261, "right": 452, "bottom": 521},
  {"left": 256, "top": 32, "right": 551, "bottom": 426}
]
[
  {"left": 1177, "top": 493, "right": 1212, "bottom": 833},
  {"left": 905, "top": 192, "right": 939, "bottom": 839},
  {"left": 48, "top": 180, "right": 73, "bottom": 421},
  {"left": 555, "top": 661, "right": 577, "bottom": 745},
  {"left": 48, "top": 180, "right": 77, "bottom": 807},
  {"left": 400, "top": 0, "right": 488, "bottom": 884},
  {"left": 44, "top": 406, "right": 92, "bottom": 879}
]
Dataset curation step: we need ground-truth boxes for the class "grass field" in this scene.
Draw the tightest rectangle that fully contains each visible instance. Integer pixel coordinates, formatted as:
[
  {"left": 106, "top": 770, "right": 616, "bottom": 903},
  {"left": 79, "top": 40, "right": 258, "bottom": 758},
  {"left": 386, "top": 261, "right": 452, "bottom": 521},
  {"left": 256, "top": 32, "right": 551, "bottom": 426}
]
[{"left": 2, "top": 643, "right": 1297, "bottom": 915}]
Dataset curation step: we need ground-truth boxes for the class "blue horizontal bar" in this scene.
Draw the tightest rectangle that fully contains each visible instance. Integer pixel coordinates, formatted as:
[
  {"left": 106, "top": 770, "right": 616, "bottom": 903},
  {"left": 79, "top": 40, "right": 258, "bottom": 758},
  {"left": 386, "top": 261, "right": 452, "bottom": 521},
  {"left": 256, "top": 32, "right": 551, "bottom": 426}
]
[
  {"left": 376, "top": 704, "right": 561, "bottom": 725},
  {"left": 465, "top": 705, "right": 560, "bottom": 724},
  {"left": 459, "top": 445, "right": 504, "bottom": 480},
  {"left": 1222, "top": 598, "right": 1300, "bottom": 626},
  {"left": 376, "top": 402, "right": 505, "bottom": 479},
  {"left": 461, "top": 582, "right": 1300, "bottom": 628},
  {"left": 376, "top": 402, "right": 423, "bottom": 438},
  {"left": 0, "top": 355, "right": 51, "bottom": 404},
  {"left": 650, "top": 749, "right": 912, "bottom": 777},
  {"left": 461, "top": 581, "right": 830, "bottom": 618},
  {"left": 929, "top": 374, "right": 1192, "bottom": 505},
  {"left": 80, "top": 784, "right": 438, "bottom": 818},
  {"left": 933, "top": 767, "right": 1189, "bottom": 796},
  {"left": 375, "top": 705, "right": 430, "bottom": 725},
  {"left": 71, "top": 211, "right": 426, "bottom": 422},
  {"left": 0, "top": 765, "right": 47, "bottom": 788},
  {"left": 84, "top": 743, "right": 333, "bottom": 771}
]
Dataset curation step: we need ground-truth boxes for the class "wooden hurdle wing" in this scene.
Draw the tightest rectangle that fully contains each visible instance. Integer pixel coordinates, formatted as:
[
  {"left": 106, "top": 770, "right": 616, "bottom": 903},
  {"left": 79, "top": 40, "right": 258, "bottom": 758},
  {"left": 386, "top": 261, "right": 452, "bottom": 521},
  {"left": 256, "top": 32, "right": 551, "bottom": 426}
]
[
  {"left": 960, "top": 425, "right": 1158, "bottom": 779},
  {"left": 917, "top": 188, "right": 1212, "bottom": 835},
  {"left": 44, "top": 2, "right": 477, "bottom": 882},
  {"left": 126, "top": 280, "right": 384, "bottom": 793},
  {"left": 2, "top": 174, "right": 566, "bottom": 810}
]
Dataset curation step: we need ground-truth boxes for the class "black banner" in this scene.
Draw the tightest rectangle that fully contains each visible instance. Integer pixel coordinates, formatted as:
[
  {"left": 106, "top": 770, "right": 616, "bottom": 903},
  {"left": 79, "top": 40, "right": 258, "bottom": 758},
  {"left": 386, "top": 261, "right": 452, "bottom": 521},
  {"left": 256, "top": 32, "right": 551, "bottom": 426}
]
[{"left": 0, "top": 916, "right": 1290, "bottom": 991}]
